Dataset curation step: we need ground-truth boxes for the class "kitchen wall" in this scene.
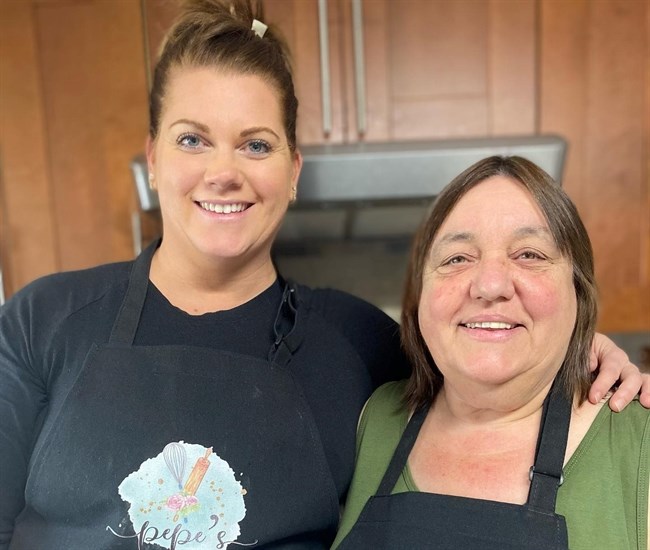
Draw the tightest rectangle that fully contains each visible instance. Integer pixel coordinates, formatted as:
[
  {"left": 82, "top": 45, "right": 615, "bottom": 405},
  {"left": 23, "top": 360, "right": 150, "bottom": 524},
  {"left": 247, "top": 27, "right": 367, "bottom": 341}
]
[{"left": 0, "top": 0, "right": 648, "bottom": 346}]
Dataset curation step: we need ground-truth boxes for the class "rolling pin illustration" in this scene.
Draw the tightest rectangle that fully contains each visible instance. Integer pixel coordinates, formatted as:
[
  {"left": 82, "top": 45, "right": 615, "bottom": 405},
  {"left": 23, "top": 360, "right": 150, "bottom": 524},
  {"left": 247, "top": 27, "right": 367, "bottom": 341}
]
[{"left": 183, "top": 447, "right": 212, "bottom": 496}]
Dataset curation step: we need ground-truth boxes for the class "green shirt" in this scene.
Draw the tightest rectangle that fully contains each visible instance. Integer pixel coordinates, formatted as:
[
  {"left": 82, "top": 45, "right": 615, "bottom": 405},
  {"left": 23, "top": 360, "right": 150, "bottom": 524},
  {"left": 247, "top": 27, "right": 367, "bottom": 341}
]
[{"left": 334, "top": 381, "right": 650, "bottom": 550}]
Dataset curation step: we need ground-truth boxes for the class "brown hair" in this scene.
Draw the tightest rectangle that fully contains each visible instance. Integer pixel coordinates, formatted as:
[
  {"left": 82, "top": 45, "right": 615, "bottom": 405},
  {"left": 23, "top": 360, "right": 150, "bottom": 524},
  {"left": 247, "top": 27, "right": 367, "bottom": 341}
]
[
  {"left": 149, "top": 0, "right": 298, "bottom": 151},
  {"left": 401, "top": 156, "right": 597, "bottom": 410}
]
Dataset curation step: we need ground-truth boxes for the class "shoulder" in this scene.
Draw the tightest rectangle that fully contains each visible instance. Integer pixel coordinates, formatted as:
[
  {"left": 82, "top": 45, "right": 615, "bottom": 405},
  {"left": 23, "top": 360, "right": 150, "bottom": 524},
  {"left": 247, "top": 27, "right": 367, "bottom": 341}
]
[
  {"left": 558, "top": 400, "right": 649, "bottom": 548},
  {"left": 568, "top": 398, "right": 650, "bottom": 468},
  {"left": 302, "top": 285, "right": 398, "bottom": 329},
  {"left": 0, "top": 261, "right": 132, "bottom": 372},
  {"left": 3, "top": 260, "right": 132, "bottom": 320},
  {"left": 297, "top": 285, "right": 411, "bottom": 385},
  {"left": 359, "top": 381, "right": 409, "bottom": 439}
]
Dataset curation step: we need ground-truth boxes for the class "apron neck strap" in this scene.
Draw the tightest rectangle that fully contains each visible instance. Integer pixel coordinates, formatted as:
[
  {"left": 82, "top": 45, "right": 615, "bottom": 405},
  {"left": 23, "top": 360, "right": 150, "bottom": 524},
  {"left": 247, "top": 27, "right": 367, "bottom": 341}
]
[
  {"left": 527, "top": 383, "right": 572, "bottom": 512},
  {"left": 109, "top": 238, "right": 158, "bottom": 345},
  {"left": 375, "top": 405, "right": 428, "bottom": 496}
]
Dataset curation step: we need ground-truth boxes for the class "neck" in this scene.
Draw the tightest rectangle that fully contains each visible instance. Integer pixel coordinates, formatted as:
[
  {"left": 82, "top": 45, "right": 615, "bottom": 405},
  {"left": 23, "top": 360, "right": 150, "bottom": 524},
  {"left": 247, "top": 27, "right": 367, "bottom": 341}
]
[
  {"left": 149, "top": 241, "right": 277, "bottom": 315},
  {"left": 435, "top": 375, "right": 556, "bottom": 427}
]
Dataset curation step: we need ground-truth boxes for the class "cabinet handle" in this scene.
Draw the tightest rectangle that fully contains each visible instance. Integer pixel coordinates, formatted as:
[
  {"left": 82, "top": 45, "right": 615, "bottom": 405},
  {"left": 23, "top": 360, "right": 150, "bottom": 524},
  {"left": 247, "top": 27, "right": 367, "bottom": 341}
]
[
  {"left": 351, "top": 0, "right": 366, "bottom": 136},
  {"left": 318, "top": 0, "right": 332, "bottom": 135}
]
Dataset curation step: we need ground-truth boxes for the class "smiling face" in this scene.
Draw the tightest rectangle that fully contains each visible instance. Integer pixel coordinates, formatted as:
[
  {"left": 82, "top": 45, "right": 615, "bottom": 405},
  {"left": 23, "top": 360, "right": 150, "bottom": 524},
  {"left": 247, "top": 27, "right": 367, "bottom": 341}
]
[
  {"left": 417, "top": 176, "right": 577, "bottom": 394},
  {"left": 146, "top": 65, "right": 301, "bottom": 270}
]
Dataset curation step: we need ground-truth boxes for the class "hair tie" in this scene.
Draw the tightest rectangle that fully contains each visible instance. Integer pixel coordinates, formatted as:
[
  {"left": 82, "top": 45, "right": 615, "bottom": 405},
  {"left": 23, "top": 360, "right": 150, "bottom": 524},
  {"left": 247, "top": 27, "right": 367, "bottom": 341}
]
[{"left": 251, "top": 19, "right": 268, "bottom": 38}]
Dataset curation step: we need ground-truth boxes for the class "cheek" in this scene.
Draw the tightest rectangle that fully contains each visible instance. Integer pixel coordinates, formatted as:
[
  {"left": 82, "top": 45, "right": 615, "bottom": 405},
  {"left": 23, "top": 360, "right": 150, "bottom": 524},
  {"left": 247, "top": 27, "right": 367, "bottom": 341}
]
[
  {"left": 251, "top": 166, "right": 292, "bottom": 202},
  {"left": 521, "top": 274, "right": 577, "bottom": 328},
  {"left": 418, "top": 278, "right": 465, "bottom": 334}
]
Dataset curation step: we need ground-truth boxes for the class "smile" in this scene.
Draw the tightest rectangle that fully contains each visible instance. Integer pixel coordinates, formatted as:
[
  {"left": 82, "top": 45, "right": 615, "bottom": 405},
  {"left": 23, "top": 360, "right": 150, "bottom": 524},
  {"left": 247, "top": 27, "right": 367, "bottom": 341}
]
[
  {"left": 198, "top": 201, "right": 250, "bottom": 214},
  {"left": 462, "top": 322, "right": 517, "bottom": 330}
]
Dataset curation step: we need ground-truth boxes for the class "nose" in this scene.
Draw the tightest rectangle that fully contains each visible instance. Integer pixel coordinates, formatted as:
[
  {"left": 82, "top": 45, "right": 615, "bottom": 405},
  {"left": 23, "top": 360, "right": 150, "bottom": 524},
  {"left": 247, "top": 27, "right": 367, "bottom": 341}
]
[
  {"left": 204, "top": 150, "right": 244, "bottom": 192},
  {"left": 469, "top": 256, "right": 515, "bottom": 302}
]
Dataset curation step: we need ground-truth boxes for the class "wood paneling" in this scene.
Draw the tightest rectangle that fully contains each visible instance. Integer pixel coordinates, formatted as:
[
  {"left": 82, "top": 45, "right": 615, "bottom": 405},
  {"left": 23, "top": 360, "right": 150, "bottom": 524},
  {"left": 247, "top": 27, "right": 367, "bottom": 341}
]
[
  {"left": 540, "top": 0, "right": 650, "bottom": 331},
  {"left": 0, "top": 0, "right": 57, "bottom": 295},
  {"left": 36, "top": 0, "right": 149, "bottom": 270},
  {"left": 0, "top": 0, "right": 149, "bottom": 296}
]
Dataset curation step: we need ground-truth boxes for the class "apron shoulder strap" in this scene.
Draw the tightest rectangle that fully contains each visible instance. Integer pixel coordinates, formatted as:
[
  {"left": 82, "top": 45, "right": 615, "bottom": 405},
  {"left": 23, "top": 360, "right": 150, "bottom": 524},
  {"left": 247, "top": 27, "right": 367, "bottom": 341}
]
[
  {"left": 109, "top": 239, "right": 158, "bottom": 345},
  {"left": 527, "top": 385, "right": 572, "bottom": 512},
  {"left": 376, "top": 406, "right": 428, "bottom": 496}
]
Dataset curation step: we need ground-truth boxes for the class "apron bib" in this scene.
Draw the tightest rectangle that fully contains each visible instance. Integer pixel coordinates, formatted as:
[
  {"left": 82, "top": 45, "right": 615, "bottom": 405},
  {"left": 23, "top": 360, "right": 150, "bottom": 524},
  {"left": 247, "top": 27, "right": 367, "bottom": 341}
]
[
  {"left": 337, "top": 386, "right": 572, "bottom": 549},
  {"left": 12, "top": 243, "right": 339, "bottom": 550}
]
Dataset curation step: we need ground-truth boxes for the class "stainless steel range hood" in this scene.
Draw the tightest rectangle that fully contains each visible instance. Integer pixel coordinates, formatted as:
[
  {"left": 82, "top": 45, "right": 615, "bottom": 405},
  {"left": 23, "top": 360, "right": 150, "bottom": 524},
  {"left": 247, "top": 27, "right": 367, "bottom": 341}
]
[
  {"left": 294, "top": 135, "right": 566, "bottom": 205},
  {"left": 277, "top": 135, "right": 566, "bottom": 244},
  {"left": 130, "top": 135, "right": 566, "bottom": 247}
]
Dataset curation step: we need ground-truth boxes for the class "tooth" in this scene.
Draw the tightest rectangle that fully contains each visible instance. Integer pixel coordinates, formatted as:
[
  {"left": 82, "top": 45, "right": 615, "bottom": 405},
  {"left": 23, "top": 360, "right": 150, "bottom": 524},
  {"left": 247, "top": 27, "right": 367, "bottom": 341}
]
[
  {"left": 465, "top": 322, "right": 514, "bottom": 329},
  {"left": 224, "top": 204, "right": 232, "bottom": 214}
]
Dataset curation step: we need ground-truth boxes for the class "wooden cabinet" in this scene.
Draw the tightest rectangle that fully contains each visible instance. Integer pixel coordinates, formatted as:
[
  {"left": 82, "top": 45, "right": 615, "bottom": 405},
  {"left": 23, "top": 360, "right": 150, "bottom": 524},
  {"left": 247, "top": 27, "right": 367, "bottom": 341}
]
[{"left": 263, "top": 0, "right": 537, "bottom": 144}]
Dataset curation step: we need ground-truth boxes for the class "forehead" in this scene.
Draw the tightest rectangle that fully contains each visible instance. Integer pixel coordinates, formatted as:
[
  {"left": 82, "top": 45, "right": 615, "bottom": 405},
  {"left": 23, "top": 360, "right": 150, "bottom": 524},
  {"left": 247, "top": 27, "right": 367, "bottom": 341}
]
[
  {"left": 162, "top": 65, "right": 283, "bottom": 120},
  {"left": 440, "top": 175, "right": 548, "bottom": 233}
]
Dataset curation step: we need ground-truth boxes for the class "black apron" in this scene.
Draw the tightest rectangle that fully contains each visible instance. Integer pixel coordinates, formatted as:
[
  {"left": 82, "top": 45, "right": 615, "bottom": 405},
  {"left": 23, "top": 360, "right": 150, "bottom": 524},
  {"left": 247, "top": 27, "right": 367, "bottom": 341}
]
[
  {"left": 337, "top": 387, "right": 572, "bottom": 549},
  {"left": 12, "top": 242, "right": 339, "bottom": 549}
]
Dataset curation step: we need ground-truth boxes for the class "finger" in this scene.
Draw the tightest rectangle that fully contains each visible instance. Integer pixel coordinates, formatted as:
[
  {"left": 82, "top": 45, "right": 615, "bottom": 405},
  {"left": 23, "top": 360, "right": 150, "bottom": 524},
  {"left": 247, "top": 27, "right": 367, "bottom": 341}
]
[
  {"left": 589, "top": 347, "right": 598, "bottom": 373},
  {"left": 639, "top": 373, "right": 650, "bottom": 409},
  {"left": 588, "top": 362, "right": 621, "bottom": 404},
  {"left": 606, "top": 365, "right": 642, "bottom": 412}
]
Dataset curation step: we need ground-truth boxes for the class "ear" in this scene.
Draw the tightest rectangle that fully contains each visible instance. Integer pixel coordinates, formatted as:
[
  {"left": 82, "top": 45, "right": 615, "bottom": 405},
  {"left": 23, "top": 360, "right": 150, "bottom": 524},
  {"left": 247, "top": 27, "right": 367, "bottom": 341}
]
[
  {"left": 291, "top": 149, "right": 303, "bottom": 196},
  {"left": 145, "top": 136, "right": 156, "bottom": 189}
]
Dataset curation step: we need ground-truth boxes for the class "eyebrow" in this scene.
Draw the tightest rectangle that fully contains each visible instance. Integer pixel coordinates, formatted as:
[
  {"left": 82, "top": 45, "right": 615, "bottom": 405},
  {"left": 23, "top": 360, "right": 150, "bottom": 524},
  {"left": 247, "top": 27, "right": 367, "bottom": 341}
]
[
  {"left": 169, "top": 120, "right": 281, "bottom": 141},
  {"left": 169, "top": 119, "right": 210, "bottom": 133},
  {"left": 240, "top": 126, "right": 281, "bottom": 141}
]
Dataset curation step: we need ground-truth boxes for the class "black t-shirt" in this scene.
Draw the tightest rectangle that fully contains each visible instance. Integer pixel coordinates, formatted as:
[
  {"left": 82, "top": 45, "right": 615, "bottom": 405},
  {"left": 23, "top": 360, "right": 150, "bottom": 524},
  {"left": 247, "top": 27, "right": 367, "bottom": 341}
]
[{"left": 0, "top": 260, "right": 410, "bottom": 548}]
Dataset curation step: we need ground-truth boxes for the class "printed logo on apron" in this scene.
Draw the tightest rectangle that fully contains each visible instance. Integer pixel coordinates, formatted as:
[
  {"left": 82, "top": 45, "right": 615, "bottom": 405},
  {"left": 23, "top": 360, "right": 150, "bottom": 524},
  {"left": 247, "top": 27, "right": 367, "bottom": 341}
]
[{"left": 106, "top": 441, "right": 258, "bottom": 549}]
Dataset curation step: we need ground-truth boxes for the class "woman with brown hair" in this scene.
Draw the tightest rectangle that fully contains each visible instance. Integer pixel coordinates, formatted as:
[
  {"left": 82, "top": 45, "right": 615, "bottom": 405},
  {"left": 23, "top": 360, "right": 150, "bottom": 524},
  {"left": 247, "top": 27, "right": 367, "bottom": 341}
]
[{"left": 335, "top": 156, "right": 649, "bottom": 549}]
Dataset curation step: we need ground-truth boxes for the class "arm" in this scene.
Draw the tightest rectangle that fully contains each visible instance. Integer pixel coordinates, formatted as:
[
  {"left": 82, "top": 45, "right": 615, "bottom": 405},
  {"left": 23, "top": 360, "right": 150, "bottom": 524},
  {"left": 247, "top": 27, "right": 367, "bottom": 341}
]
[
  {"left": 589, "top": 333, "right": 650, "bottom": 411},
  {"left": 0, "top": 293, "right": 49, "bottom": 545}
]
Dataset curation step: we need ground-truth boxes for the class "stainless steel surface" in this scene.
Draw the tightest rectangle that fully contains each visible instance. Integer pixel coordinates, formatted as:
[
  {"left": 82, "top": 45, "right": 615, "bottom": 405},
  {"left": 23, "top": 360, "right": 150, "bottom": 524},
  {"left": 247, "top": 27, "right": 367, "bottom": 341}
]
[
  {"left": 352, "top": 0, "right": 366, "bottom": 136},
  {"left": 131, "top": 155, "right": 159, "bottom": 211},
  {"left": 318, "top": 0, "right": 332, "bottom": 135},
  {"left": 295, "top": 135, "right": 567, "bottom": 205},
  {"left": 0, "top": 263, "right": 5, "bottom": 306}
]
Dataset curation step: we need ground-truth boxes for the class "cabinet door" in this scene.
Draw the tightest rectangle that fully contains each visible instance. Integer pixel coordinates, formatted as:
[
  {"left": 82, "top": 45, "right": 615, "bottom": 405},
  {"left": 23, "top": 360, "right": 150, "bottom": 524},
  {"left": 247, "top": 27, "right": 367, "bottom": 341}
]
[
  {"left": 266, "top": 0, "right": 348, "bottom": 144},
  {"left": 353, "top": 0, "right": 537, "bottom": 142}
]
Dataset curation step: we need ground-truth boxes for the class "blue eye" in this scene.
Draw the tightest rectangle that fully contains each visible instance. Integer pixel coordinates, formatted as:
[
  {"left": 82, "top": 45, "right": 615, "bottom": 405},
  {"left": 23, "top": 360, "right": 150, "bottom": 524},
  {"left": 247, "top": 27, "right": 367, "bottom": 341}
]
[
  {"left": 178, "top": 133, "right": 202, "bottom": 148},
  {"left": 247, "top": 139, "right": 271, "bottom": 155}
]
